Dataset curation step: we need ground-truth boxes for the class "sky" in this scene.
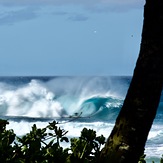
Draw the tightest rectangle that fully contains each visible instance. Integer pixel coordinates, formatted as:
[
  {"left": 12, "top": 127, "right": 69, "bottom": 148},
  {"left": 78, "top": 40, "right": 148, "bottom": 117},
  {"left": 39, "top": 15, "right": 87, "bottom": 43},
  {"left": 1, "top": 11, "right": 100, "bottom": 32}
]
[{"left": 0, "top": 0, "right": 145, "bottom": 76}]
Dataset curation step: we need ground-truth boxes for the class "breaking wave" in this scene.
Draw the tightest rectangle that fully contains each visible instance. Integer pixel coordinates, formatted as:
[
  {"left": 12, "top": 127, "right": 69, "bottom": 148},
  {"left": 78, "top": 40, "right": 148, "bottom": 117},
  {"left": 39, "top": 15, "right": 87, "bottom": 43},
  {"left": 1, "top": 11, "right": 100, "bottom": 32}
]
[{"left": 0, "top": 77, "right": 126, "bottom": 120}]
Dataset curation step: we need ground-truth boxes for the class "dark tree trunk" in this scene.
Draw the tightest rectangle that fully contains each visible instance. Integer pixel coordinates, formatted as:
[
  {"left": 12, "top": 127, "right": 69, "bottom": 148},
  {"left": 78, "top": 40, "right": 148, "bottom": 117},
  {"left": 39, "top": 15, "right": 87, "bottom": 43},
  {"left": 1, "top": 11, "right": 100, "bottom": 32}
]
[{"left": 99, "top": 0, "right": 163, "bottom": 162}]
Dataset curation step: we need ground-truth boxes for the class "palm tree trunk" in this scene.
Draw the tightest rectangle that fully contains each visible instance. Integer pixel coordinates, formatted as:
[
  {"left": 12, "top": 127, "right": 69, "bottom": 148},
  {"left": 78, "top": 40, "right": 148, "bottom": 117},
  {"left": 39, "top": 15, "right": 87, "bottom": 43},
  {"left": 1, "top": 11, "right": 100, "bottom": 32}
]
[{"left": 99, "top": 0, "right": 163, "bottom": 162}]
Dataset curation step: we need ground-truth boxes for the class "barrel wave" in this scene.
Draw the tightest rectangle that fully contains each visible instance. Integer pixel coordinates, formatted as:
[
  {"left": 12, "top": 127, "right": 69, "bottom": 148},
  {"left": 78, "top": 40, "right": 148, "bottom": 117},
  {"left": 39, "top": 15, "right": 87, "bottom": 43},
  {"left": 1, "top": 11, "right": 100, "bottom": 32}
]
[
  {"left": 80, "top": 96, "right": 123, "bottom": 120},
  {"left": 0, "top": 76, "right": 125, "bottom": 120}
]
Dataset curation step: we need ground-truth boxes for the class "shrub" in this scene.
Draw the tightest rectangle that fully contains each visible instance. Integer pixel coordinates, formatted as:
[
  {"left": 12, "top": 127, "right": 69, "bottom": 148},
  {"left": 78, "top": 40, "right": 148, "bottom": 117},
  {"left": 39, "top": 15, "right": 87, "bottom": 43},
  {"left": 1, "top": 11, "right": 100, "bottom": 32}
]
[{"left": 0, "top": 119, "right": 105, "bottom": 163}]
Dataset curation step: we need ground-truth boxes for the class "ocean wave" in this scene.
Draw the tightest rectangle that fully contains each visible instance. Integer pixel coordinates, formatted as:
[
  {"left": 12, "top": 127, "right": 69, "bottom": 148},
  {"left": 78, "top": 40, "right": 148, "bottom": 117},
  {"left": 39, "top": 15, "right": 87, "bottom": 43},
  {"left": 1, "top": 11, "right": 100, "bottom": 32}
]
[
  {"left": 0, "top": 77, "right": 125, "bottom": 120},
  {"left": 79, "top": 95, "right": 123, "bottom": 120}
]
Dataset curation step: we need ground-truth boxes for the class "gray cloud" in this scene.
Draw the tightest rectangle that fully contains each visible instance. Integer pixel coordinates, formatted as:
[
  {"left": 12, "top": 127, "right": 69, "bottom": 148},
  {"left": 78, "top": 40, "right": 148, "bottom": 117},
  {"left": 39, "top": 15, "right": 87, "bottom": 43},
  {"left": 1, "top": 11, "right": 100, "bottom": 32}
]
[
  {"left": 0, "top": 0, "right": 145, "bottom": 12},
  {"left": 68, "top": 13, "right": 89, "bottom": 22},
  {"left": 0, "top": 0, "right": 144, "bottom": 26},
  {"left": 52, "top": 11, "right": 68, "bottom": 16},
  {"left": 49, "top": 10, "right": 89, "bottom": 22},
  {"left": 0, "top": 6, "right": 89, "bottom": 26},
  {"left": 0, "top": 7, "right": 39, "bottom": 25}
]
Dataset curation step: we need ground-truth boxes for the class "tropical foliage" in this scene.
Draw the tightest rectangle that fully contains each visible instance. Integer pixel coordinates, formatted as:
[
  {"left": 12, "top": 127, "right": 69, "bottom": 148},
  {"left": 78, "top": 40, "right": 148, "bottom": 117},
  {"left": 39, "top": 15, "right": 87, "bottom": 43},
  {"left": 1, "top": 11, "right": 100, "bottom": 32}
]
[
  {"left": 0, "top": 119, "right": 105, "bottom": 163},
  {"left": 0, "top": 118, "right": 162, "bottom": 163}
]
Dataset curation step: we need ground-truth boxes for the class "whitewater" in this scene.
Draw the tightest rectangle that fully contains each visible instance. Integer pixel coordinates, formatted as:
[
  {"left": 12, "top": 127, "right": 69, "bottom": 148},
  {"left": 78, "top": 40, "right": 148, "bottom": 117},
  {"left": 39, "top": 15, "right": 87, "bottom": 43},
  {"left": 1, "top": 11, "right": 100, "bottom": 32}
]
[{"left": 0, "top": 76, "right": 162, "bottom": 162}]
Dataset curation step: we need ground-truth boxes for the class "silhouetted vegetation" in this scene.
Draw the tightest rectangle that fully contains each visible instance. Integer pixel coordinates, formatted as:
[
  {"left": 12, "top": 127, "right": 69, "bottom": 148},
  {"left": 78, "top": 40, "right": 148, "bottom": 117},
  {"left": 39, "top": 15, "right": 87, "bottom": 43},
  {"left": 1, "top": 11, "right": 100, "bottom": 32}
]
[
  {"left": 0, "top": 119, "right": 105, "bottom": 163},
  {"left": 0, "top": 118, "right": 163, "bottom": 163}
]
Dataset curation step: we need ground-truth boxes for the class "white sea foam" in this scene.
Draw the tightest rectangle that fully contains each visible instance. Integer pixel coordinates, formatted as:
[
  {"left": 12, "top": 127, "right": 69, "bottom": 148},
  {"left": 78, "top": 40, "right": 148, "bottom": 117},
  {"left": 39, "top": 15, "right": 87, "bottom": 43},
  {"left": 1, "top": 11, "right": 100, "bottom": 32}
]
[
  {"left": 6, "top": 120, "right": 114, "bottom": 138},
  {"left": 0, "top": 80, "right": 65, "bottom": 117}
]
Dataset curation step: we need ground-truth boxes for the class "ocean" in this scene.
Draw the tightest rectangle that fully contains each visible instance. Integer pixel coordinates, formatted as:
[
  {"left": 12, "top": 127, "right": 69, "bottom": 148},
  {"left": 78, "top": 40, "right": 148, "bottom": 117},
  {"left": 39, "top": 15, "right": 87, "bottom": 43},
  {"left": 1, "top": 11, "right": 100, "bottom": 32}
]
[{"left": 0, "top": 76, "right": 162, "bottom": 162}]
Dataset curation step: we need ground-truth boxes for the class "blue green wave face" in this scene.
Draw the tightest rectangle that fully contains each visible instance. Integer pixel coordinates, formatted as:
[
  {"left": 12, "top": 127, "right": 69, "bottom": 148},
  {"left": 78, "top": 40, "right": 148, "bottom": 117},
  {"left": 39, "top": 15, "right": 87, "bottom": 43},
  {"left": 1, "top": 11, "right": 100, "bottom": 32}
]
[{"left": 79, "top": 96, "right": 123, "bottom": 121}]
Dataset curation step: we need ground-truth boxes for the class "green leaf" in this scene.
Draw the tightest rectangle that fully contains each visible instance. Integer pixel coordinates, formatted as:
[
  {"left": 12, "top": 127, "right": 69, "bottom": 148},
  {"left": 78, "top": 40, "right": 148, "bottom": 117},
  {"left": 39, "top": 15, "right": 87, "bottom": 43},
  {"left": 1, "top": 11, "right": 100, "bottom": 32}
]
[
  {"left": 60, "top": 137, "right": 69, "bottom": 143},
  {"left": 48, "top": 133, "right": 54, "bottom": 137},
  {"left": 95, "top": 135, "right": 106, "bottom": 145}
]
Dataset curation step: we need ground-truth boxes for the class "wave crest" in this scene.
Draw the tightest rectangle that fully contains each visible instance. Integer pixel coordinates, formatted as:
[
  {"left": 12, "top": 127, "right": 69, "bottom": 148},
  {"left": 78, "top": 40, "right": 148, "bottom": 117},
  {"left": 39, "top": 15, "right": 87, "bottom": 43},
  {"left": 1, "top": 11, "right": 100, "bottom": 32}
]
[{"left": 0, "top": 77, "right": 126, "bottom": 119}]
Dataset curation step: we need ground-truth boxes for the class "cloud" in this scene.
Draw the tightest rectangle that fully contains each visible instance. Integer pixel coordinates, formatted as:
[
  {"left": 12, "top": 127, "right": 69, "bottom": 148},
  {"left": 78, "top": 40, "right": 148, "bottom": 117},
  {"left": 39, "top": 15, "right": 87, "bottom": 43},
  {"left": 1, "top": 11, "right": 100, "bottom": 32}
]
[
  {"left": 0, "top": 5, "right": 89, "bottom": 26},
  {"left": 0, "top": 0, "right": 145, "bottom": 12},
  {"left": 0, "top": 0, "right": 144, "bottom": 25},
  {"left": 0, "top": 7, "right": 39, "bottom": 25},
  {"left": 68, "top": 13, "right": 89, "bottom": 22},
  {"left": 52, "top": 11, "right": 68, "bottom": 16}
]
